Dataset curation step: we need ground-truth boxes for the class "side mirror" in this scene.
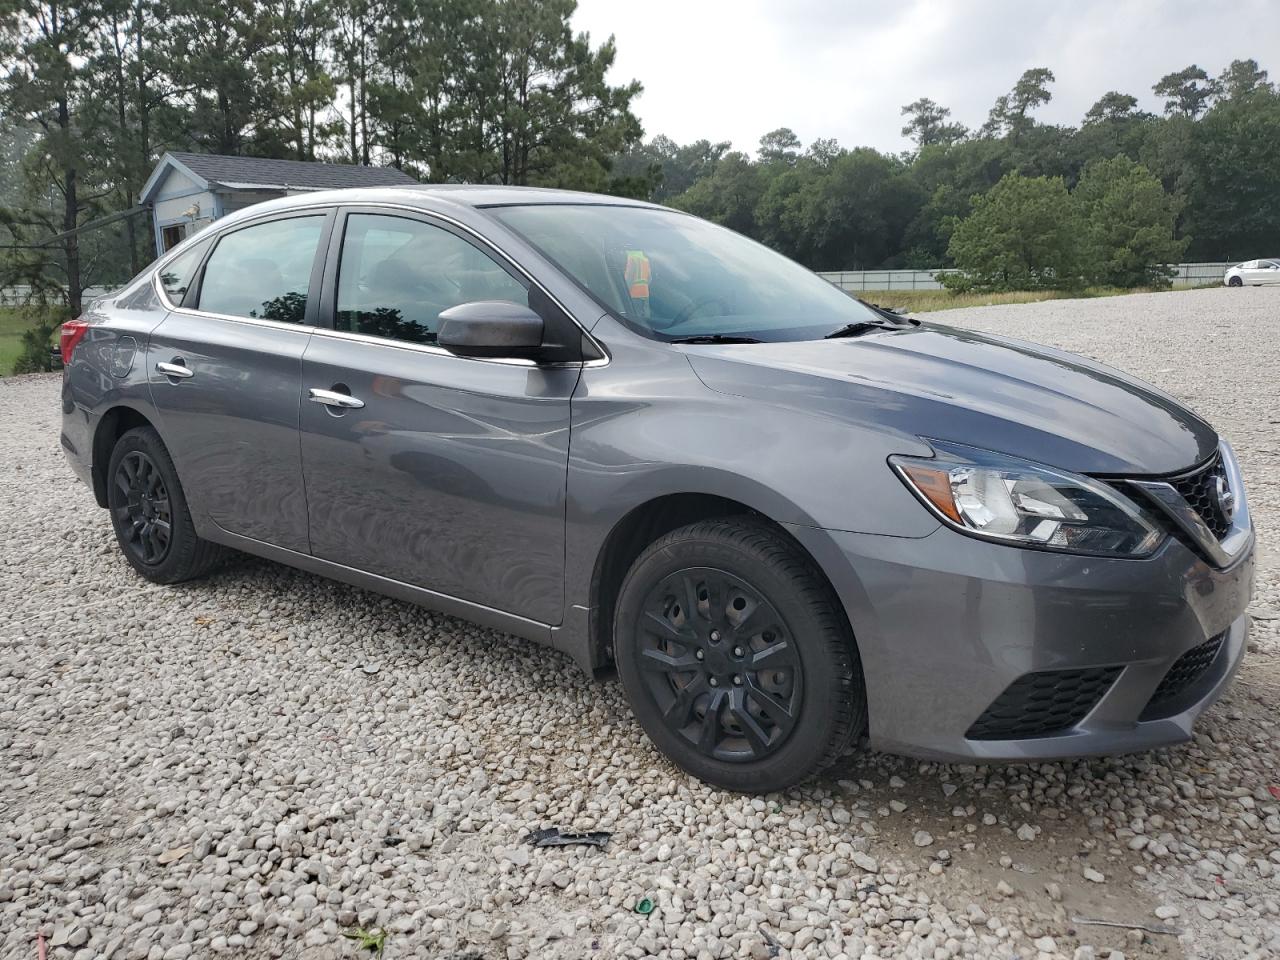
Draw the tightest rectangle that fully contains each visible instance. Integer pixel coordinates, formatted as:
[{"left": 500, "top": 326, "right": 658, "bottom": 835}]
[{"left": 437, "top": 300, "right": 545, "bottom": 360}]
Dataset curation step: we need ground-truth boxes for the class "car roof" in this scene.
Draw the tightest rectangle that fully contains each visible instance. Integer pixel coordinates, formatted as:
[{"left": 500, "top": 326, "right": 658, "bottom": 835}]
[
  {"left": 196, "top": 184, "right": 669, "bottom": 236},
  {"left": 388, "top": 184, "right": 664, "bottom": 208}
]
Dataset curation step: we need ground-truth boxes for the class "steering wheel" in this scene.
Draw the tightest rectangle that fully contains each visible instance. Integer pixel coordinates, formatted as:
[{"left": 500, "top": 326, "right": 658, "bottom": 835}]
[{"left": 651, "top": 295, "right": 733, "bottom": 331}]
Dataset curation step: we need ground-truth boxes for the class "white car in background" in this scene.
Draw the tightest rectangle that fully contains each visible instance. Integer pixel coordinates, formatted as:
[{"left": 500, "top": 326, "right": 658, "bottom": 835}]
[{"left": 1224, "top": 259, "right": 1280, "bottom": 286}]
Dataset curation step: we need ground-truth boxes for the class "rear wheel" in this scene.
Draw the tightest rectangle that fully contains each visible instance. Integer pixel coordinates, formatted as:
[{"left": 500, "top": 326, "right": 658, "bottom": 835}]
[
  {"left": 1228, "top": 275, "right": 1243, "bottom": 287},
  {"left": 107, "top": 426, "right": 224, "bottom": 583},
  {"left": 614, "top": 517, "right": 864, "bottom": 792}
]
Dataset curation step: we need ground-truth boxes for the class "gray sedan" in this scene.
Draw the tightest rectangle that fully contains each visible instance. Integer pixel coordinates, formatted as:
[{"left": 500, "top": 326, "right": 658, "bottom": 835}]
[{"left": 59, "top": 187, "right": 1254, "bottom": 792}]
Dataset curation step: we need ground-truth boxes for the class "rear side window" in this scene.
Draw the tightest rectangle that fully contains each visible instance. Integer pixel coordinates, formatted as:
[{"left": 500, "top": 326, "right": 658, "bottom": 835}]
[
  {"left": 335, "top": 213, "right": 527, "bottom": 344},
  {"left": 157, "top": 239, "right": 211, "bottom": 306},
  {"left": 198, "top": 216, "right": 325, "bottom": 323}
]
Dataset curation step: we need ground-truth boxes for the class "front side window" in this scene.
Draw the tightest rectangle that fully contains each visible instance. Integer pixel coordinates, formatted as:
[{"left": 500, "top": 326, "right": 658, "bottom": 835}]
[
  {"left": 335, "top": 213, "right": 528, "bottom": 344},
  {"left": 198, "top": 216, "right": 325, "bottom": 323},
  {"left": 489, "top": 204, "right": 882, "bottom": 342},
  {"left": 157, "top": 239, "right": 211, "bottom": 306}
]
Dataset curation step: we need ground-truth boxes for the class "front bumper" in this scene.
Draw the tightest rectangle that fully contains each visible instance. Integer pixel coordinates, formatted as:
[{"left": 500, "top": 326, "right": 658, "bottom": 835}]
[{"left": 788, "top": 521, "right": 1255, "bottom": 762}]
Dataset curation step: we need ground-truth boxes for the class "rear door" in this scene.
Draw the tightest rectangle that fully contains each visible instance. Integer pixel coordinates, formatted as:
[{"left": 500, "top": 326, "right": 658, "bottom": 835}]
[
  {"left": 298, "top": 208, "right": 580, "bottom": 624},
  {"left": 147, "top": 209, "right": 333, "bottom": 553},
  {"left": 1261, "top": 260, "right": 1280, "bottom": 285}
]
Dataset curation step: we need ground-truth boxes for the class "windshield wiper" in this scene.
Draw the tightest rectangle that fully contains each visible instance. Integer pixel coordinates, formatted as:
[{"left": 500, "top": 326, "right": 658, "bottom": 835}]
[
  {"left": 668, "top": 334, "right": 763, "bottom": 344},
  {"left": 824, "top": 320, "right": 899, "bottom": 339}
]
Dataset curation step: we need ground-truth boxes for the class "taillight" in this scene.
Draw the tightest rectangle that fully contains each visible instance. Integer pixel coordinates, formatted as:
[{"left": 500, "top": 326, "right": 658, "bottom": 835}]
[{"left": 59, "top": 319, "right": 90, "bottom": 364}]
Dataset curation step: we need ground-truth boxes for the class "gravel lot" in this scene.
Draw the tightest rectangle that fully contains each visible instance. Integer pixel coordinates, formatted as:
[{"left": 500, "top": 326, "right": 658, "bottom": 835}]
[{"left": 1, "top": 285, "right": 1278, "bottom": 960}]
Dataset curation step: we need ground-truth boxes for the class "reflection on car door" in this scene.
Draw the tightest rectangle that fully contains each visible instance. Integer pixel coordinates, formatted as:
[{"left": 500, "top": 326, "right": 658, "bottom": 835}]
[
  {"left": 298, "top": 209, "right": 580, "bottom": 624},
  {"left": 147, "top": 211, "right": 332, "bottom": 553}
]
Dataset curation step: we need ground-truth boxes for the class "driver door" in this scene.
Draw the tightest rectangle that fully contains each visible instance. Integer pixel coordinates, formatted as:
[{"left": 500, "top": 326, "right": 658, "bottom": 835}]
[{"left": 298, "top": 208, "right": 580, "bottom": 624}]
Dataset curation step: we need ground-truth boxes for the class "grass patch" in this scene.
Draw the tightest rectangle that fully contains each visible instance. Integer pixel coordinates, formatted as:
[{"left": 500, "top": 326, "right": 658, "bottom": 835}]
[
  {"left": 0, "top": 305, "right": 68, "bottom": 376},
  {"left": 863, "top": 286, "right": 1173, "bottom": 314},
  {"left": 342, "top": 927, "right": 387, "bottom": 956},
  {"left": 0, "top": 308, "right": 34, "bottom": 375}
]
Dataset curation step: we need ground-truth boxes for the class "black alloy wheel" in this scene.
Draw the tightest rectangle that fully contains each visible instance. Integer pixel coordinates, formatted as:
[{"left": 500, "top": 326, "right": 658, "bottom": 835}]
[
  {"left": 112, "top": 450, "right": 173, "bottom": 565},
  {"left": 1228, "top": 275, "right": 1243, "bottom": 287},
  {"left": 107, "top": 426, "right": 224, "bottom": 583},
  {"left": 637, "top": 567, "right": 802, "bottom": 762},
  {"left": 615, "top": 517, "right": 864, "bottom": 793}
]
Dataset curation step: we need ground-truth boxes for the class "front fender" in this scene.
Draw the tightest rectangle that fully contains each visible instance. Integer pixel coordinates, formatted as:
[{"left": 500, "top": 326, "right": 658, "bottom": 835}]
[{"left": 562, "top": 321, "right": 940, "bottom": 626}]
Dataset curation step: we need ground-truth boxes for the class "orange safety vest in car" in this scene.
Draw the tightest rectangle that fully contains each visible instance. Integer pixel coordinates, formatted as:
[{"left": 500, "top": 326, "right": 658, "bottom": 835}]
[{"left": 625, "top": 250, "right": 651, "bottom": 300}]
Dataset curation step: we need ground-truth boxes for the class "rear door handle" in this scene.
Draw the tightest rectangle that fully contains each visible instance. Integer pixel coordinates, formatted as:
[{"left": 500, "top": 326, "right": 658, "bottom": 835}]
[
  {"left": 156, "top": 360, "right": 194, "bottom": 379},
  {"left": 308, "top": 387, "right": 365, "bottom": 409}
]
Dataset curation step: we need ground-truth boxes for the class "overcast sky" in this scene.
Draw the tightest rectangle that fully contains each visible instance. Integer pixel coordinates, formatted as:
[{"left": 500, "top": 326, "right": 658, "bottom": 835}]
[{"left": 571, "top": 0, "right": 1280, "bottom": 155}]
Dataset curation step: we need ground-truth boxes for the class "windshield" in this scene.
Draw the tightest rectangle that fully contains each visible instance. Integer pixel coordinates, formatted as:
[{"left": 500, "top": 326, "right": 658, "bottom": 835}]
[{"left": 488, "top": 204, "right": 882, "bottom": 342}]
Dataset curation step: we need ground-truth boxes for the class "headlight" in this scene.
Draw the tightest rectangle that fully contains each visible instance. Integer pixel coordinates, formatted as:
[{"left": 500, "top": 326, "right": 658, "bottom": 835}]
[{"left": 890, "top": 440, "right": 1165, "bottom": 558}]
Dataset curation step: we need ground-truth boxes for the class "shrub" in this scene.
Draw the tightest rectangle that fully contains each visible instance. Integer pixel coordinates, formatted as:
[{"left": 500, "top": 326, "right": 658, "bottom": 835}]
[
  {"left": 942, "top": 173, "right": 1085, "bottom": 293},
  {"left": 1073, "top": 156, "right": 1188, "bottom": 288},
  {"left": 11, "top": 306, "right": 70, "bottom": 375}
]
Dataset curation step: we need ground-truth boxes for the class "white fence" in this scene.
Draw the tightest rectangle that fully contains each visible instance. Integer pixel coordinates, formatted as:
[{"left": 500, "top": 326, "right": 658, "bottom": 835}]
[
  {"left": 0, "top": 285, "right": 117, "bottom": 306},
  {"left": 817, "top": 262, "right": 1233, "bottom": 292}
]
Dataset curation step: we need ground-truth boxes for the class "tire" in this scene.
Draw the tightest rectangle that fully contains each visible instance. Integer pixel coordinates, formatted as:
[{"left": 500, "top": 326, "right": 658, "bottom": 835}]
[
  {"left": 106, "top": 426, "right": 224, "bottom": 584},
  {"left": 613, "top": 517, "right": 864, "bottom": 793},
  {"left": 1228, "top": 276, "right": 1243, "bottom": 287}
]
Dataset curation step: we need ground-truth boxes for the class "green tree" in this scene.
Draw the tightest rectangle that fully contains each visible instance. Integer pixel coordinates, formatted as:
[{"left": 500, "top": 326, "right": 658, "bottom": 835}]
[
  {"left": 390, "top": 0, "right": 477, "bottom": 181},
  {"left": 1153, "top": 65, "right": 1214, "bottom": 118},
  {"left": 754, "top": 147, "right": 921, "bottom": 269},
  {"left": 900, "top": 97, "right": 967, "bottom": 149},
  {"left": 982, "top": 68, "right": 1054, "bottom": 141},
  {"left": 757, "top": 127, "right": 801, "bottom": 165},
  {"left": 162, "top": 0, "right": 280, "bottom": 155},
  {"left": 1213, "top": 58, "right": 1271, "bottom": 101},
  {"left": 902, "top": 137, "right": 1012, "bottom": 263},
  {"left": 943, "top": 172, "right": 1083, "bottom": 291},
  {"left": 672, "top": 151, "right": 766, "bottom": 237},
  {"left": 1070, "top": 91, "right": 1152, "bottom": 178},
  {"left": 93, "top": 0, "right": 174, "bottom": 274},
  {"left": 447, "top": 0, "right": 641, "bottom": 187},
  {"left": 1181, "top": 85, "right": 1280, "bottom": 259},
  {"left": 261, "top": 0, "right": 337, "bottom": 160},
  {"left": 332, "top": 0, "right": 377, "bottom": 164},
  {"left": 0, "top": 0, "right": 105, "bottom": 312},
  {"left": 1084, "top": 91, "right": 1144, "bottom": 125},
  {"left": 611, "top": 134, "right": 729, "bottom": 201},
  {"left": 1074, "top": 156, "right": 1186, "bottom": 287}
]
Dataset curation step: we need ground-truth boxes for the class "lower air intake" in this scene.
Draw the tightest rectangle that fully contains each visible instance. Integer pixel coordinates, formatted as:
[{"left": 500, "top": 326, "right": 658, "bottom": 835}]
[
  {"left": 966, "top": 666, "right": 1122, "bottom": 741},
  {"left": 1140, "top": 634, "right": 1226, "bottom": 721}
]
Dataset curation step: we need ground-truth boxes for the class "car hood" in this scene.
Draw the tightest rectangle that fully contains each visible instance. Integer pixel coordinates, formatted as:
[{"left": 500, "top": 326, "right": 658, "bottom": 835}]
[{"left": 684, "top": 323, "right": 1217, "bottom": 475}]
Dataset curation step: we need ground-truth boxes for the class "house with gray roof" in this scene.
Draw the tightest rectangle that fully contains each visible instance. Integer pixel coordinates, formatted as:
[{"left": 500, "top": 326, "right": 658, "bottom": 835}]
[{"left": 140, "top": 151, "right": 416, "bottom": 254}]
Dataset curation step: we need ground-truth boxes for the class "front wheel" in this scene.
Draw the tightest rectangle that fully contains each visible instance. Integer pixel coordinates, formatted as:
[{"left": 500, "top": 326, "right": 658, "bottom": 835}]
[
  {"left": 1228, "top": 275, "right": 1243, "bottom": 287},
  {"left": 106, "top": 426, "right": 224, "bottom": 584},
  {"left": 614, "top": 517, "right": 864, "bottom": 792}
]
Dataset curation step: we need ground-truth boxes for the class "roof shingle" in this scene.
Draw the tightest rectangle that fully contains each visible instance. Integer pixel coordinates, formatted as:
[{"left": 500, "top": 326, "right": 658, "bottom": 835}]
[{"left": 167, "top": 152, "right": 416, "bottom": 190}]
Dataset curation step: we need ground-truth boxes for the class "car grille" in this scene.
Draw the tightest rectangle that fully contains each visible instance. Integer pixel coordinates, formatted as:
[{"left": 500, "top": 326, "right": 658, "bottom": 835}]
[
  {"left": 1140, "top": 633, "right": 1226, "bottom": 721},
  {"left": 966, "top": 666, "right": 1122, "bottom": 740},
  {"left": 1169, "top": 453, "right": 1232, "bottom": 539}
]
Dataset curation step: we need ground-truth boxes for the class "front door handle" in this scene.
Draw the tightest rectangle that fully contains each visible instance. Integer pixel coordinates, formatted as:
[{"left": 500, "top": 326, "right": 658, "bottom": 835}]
[
  {"left": 156, "top": 360, "right": 194, "bottom": 379},
  {"left": 308, "top": 387, "right": 365, "bottom": 409}
]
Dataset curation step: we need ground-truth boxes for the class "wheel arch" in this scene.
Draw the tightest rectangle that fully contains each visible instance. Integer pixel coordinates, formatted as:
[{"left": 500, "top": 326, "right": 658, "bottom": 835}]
[
  {"left": 90, "top": 405, "right": 157, "bottom": 507},
  {"left": 586, "top": 493, "right": 860, "bottom": 679}
]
